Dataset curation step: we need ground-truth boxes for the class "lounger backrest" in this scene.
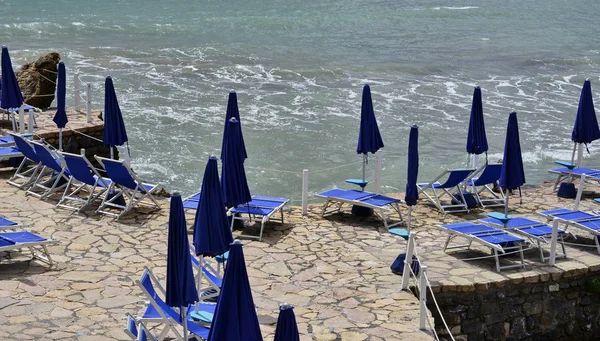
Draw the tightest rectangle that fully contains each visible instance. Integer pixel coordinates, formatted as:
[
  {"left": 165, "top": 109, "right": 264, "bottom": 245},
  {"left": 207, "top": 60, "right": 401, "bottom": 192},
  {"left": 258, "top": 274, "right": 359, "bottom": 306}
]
[
  {"left": 474, "top": 164, "right": 502, "bottom": 186},
  {"left": 31, "top": 142, "right": 62, "bottom": 172},
  {"left": 11, "top": 134, "right": 38, "bottom": 162},
  {"left": 139, "top": 322, "right": 159, "bottom": 341},
  {"left": 124, "top": 314, "right": 138, "bottom": 340},
  {"left": 62, "top": 153, "right": 97, "bottom": 186},
  {"left": 439, "top": 169, "right": 475, "bottom": 188},
  {"left": 138, "top": 269, "right": 183, "bottom": 323},
  {"left": 101, "top": 158, "right": 137, "bottom": 189}
]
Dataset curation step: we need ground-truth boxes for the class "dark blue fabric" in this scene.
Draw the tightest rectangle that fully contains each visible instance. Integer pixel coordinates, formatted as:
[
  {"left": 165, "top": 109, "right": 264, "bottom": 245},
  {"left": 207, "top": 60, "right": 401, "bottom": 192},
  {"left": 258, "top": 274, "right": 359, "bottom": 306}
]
[
  {"left": 405, "top": 125, "right": 419, "bottom": 206},
  {"left": 274, "top": 305, "right": 300, "bottom": 341},
  {"left": 103, "top": 76, "right": 128, "bottom": 147},
  {"left": 165, "top": 194, "right": 199, "bottom": 308},
  {"left": 193, "top": 156, "right": 233, "bottom": 257},
  {"left": 221, "top": 91, "right": 247, "bottom": 160},
  {"left": 499, "top": 112, "right": 525, "bottom": 190},
  {"left": 53, "top": 62, "right": 68, "bottom": 128},
  {"left": 466, "top": 86, "right": 488, "bottom": 155},
  {"left": 1, "top": 46, "right": 24, "bottom": 109},
  {"left": 357, "top": 84, "right": 384, "bottom": 154},
  {"left": 571, "top": 79, "right": 600, "bottom": 144},
  {"left": 221, "top": 118, "right": 252, "bottom": 207},
  {"left": 207, "top": 242, "right": 263, "bottom": 341}
]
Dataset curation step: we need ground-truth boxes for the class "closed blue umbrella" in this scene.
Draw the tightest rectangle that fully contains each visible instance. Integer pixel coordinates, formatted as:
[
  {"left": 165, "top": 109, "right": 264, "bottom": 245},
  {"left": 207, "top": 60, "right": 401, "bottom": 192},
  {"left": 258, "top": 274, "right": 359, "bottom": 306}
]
[
  {"left": 356, "top": 84, "right": 384, "bottom": 186},
  {"left": 273, "top": 303, "right": 300, "bottom": 341},
  {"left": 405, "top": 125, "right": 419, "bottom": 233},
  {"left": 221, "top": 91, "right": 247, "bottom": 160},
  {"left": 570, "top": 79, "right": 600, "bottom": 167},
  {"left": 207, "top": 240, "right": 263, "bottom": 341},
  {"left": 466, "top": 86, "right": 488, "bottom": 166},
  {"left": 166, "top": 193, "right": 199, "bottom": 341},
  {"left": 1, "top": 46, "right": 24, "bottom": 132},
  {"left": 221, "top": 117, "right": 252, "bottom": 208},
  {"left": 53, "top": 62, "right": 68, "bottom": 151},
  {"left": 103, "top": 76, "right": 129, "bottom": 159},
  {"left": 499, "top": 112, "right": 525, "bottom": 216},
  {"left": 192, "top": 156, "right": 233, "bottom": 315}
]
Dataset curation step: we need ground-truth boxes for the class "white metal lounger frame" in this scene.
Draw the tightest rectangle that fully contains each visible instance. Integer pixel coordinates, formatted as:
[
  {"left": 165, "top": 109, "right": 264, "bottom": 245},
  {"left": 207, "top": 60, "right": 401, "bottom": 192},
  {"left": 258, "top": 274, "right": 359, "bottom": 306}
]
[
  {"left": 464, "top": 163, "right": 506, "bottom": 209},
  {"left": 541, "top": 214, "right": 600, "bottom": 254},
  {"left": 95, "top": 156, "right": 161, "bottom": 219},
  {"left": 228, "top": 198, "right": 290, "bottom": 241},
  {"left": 7, "top": 134, "right": 42, "bottom": 189},
  {"left": 0, "top": 233, "right": 55, "bottom": 266},
  {"left": 56, "top": 152, "right": 111, "bottom": 212},
  {"left": 438, "top": 225, "right": 525, "bottom": 272},
  {"left": 480, "top": 219, "right": 567, "bottom": 262},
  {"left": 547, "top": 168, "right": 600, "bottom": 191},
  {"left": 317, "top": 192, "right": 403, "bottom": 229},
  {"left": 418, "top": 169, "right": 475, "bottom": 214},
  {"left": 26, "top": 141, "right": 71, "bottom": 199},
  {"left": 190, "top": 252, "right": 222, "bottom": 302}
]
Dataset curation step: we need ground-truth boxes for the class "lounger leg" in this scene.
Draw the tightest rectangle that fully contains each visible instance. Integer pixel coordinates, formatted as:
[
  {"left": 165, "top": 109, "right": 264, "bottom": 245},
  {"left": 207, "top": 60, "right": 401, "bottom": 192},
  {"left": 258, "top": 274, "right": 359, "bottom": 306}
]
[
  {"left": 560, "top": 235, "right": 567, "bottom": 258},
  {"left": 519, "top": 245, "right": 525, "bottom": 267},
  {"left": 596, "top": 235, "right": 600, "bottom": 254},
  {"left": 494, "top": 249, "right": 501, "bottom": 272},
  {"left": 259, "top": 220, "right": 265, "bottom": 241}
]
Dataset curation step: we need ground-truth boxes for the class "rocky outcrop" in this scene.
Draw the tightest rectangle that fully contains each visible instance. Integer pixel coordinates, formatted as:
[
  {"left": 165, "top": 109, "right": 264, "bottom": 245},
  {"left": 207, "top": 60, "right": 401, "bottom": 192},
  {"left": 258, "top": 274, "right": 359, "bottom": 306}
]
[{"left": 15, "top": 52, "right": 61, "bottom": 109}]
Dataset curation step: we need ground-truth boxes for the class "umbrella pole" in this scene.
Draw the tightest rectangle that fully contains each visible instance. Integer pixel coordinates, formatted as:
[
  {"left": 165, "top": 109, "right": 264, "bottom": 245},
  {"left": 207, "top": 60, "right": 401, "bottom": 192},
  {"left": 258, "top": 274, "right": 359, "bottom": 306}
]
[
  {"left": 110, "top": 146, "right": 114, "bottom": 159},
  {"left": 407, "top": 206, "right": 412, "bottom": 234},
  {"left": 362, "top": 154, "right": 367, "bottom": 190},
  {"left": 59, "top": 128, "right": 63, "bottom": 152},
  {"left": 577, "top": 143, "right": 584, "bottom": 168},
  {"left": 504, "top": 189, "right": 509, "bottom": 217},
  {"left": 182, "top": 305, "right": 188, "bottom": 340},
  {"left": 195, "top": 255, "right": 204, "bottom": 313}
]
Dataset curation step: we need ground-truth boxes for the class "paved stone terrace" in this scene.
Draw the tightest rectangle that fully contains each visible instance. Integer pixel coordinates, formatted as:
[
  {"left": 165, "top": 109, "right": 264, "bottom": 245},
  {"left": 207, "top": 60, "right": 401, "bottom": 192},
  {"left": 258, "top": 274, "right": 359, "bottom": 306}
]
[{"left": 0, "top": 170, "right": 433, "bottom": 341}]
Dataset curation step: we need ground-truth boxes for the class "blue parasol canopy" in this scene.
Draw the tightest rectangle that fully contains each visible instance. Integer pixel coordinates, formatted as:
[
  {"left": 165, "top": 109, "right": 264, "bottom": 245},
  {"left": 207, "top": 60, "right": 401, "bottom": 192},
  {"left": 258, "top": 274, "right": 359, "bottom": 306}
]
[
  {"left": 571, "top": 79, "right": 600, "bottom": 145},
  {"left": 356, "top": 84, "right": 384, "bottom": 154},
  {"left": 499, "top": 112, "right": 525, "bottom": 191},
  {"left": 53, "top": 62, "right": 68, "bottom": 128},
  {"left": 193, "top": 156, "right": 233, "bottom": 257},
  {"left": 1, "top": 46, "right": 24, "bottom": 110},
  {"left": 222, "top": 91, "right": 247, "bottom": 160},
  {"left": 221, "top": 118, "right": 252, "bottom": 208},
  {"left": 274, "top": 304, "right": 300, "bottom": 341},
  {"left": 405, "top": 125, "right": 419, "bottom": 206},
  {"left": 103, "top": 76, "right": 128, "bottom": 148},
  {"left": 466, "top": 86, "right": 488, "bottom": 156},
  {"left": 207, "top": 240, "right": 263, "bottom": 341},
  {"left": 166, "top": 193, "right": 199, "bottom": 308}
]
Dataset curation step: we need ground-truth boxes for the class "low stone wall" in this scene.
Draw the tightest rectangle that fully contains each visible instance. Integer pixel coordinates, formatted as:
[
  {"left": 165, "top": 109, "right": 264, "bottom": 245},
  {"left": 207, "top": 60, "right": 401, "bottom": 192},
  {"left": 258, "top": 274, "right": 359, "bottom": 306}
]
[
  {"left": 427, "top": 269, "right": 600, "bottom": 340},
  {"left": 39, "top": 126, "right": 115, "bottom": 161}
]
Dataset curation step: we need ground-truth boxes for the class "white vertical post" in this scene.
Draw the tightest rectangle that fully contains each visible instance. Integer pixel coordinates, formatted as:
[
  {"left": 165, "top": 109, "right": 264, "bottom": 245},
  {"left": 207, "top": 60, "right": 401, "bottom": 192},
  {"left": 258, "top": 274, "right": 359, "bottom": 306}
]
[
  {"left": 574, "top": 173, "right": 586, "bottom": 211},
  {"left": 86, "top": 83, "right": 92, "bottom": 123},
  {"left": 302, "top": 169, "right": 308, "bottom": 216},
  {"left": 549, "top": 219, "right": 560, "bottom": 266},
  {"left": 401, "top": 232, "right": 416, "bottom": 290},
  {"left": 577, "top": 143, "right": 584, "bottom": 168},
  {"left": 74, "top": 73, "right": 80, "bottom": 109},
  {"left": 473, "top": 154, "right": 479, "bottom": 170},
  {"left": 80, "top": 148, "right": 85, "bottom": 156},
  {"left": 18, "top": 105, "right": 24, "bottom": 133},
  {"left": 419, "top": 265, "right": 428, "bottom": 330},
  {"left": 28, "top": 110, "right": 34, "bottom": 133},
  {"left": 374, "top": 153, "right": 382, "bottom": 193}
]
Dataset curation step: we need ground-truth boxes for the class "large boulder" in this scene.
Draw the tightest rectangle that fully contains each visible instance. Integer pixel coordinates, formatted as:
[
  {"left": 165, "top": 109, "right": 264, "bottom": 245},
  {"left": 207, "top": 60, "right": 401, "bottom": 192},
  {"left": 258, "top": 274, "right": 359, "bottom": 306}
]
[{"left": 15, "top": 52, "right": 61, "bottom": 109}]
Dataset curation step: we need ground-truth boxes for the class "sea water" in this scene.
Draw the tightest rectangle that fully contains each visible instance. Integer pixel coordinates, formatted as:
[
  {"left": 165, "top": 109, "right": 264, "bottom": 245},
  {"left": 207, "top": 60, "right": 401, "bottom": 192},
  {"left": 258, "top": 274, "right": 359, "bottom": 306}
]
[{"left": 2, "top": 0, "right": 600, "bottom": 201}]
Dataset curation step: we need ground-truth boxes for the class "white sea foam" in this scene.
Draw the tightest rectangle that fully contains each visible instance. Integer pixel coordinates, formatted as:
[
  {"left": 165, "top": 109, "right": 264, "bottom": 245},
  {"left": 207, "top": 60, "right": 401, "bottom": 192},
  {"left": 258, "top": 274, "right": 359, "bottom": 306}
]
[{"left": 432, "top": 6, "right": 479, "bottom": 10}]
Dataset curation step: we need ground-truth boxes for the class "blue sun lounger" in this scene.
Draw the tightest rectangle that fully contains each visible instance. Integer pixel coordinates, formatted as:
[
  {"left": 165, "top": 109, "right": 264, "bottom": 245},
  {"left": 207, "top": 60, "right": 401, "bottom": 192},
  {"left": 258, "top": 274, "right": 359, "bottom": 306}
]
[
  {"left": 538, "top": 208, "right": 600, "bottom": 253},
  {"left": 7, "top": 134, "right": 42, "bottom": 189},
  {"left": 548, "top": 163, "right": 600, "bottom": 190},
  {"left": 190, "top": 251, "right": 223, "bottom": 302},
  {"left": 0, "top": 230, "right": 54, "bottom": 265},
  {"left": 57, "top": 152, "right": 112, "bottom": 212},
  {"left": 317, "top": 188, "right": 403, "bottom": 229},
  {"left": 125, "top": 313, "right": 159, "bottom": 341},
  {"left": 183, "top": 192, "right": 201, "bottom": 210},
  {"left": 480, "top": 216, "right": 567, "bottom": 262},
  {"left": 439, "top": 222, "right": 526, "bottom": 272},
  {"left": 464, "top": 163, "right": 505, "bottom": 208},
  {"left": 95, "top": 156, "right": 161, "bottom": 218},
  {"left": 417, "top": 168, "right": 476, "bottom": 213},
  {"left": 229, "top": 195, "right": 290, "bottom": 241},
  {"left": 136, "top": 267, "right": 213, "bottom": 340},
  {"left": 26, "top": 141, "right": 71, "bottom": 199}
]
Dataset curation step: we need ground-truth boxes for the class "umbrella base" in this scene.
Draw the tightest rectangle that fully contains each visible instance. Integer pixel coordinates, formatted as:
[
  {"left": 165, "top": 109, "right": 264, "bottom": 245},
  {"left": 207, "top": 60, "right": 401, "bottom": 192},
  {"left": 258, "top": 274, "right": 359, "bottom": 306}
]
[
  {"left": 351, "top": 205, "right": 373, "bottom": 216},
  {"left": 106, "top": 190, "right": 127, "bottom": 207},
  {"left": 557, "top": 182, "right": 576, "bottom": 198}
]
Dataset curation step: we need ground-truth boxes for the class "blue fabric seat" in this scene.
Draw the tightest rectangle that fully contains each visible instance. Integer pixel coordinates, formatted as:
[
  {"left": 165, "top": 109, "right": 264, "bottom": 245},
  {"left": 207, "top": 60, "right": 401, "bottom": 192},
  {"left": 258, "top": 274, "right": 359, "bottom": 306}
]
[
  {"left": 438, "top": 222, "right": 526, "bottom": 272},
  {"left": 94, "top": 156, "right": 161, "bottom": 218},
  {"left": 0, "top": 230, "right": 54, "bottom": 265},
  {"left": 25, "top": 141, "right": 71, "bottom": 199},
  {"left": 464, "top": 163, "right": 505, "bottom": 208},
  {"left": 7, "top": 134, "right": 41, "bottom": 189},
  {"left": 229, "top": 195, "right": 290, "bottom": 241},
  {"left": 124, "top": 313, "right": 159, "bottom": 341},
  {"left": 57, "top": 152, "right": 112, "bottom": 212},
  {"left": 417, "top": 168, "right": 476, "bottom": 213},
  {"left": 548, "top": 166, "right": 600, "bottom": 191},
  {"left": 317, "top": 189, "right": 403, "bottom": 229}
]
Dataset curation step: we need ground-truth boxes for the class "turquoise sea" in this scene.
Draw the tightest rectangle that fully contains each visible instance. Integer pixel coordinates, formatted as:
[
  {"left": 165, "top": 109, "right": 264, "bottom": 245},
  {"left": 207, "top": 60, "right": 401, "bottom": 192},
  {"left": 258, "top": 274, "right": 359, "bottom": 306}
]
[{"left": 2, "top": 0, "right": 600, "bottom": 200}]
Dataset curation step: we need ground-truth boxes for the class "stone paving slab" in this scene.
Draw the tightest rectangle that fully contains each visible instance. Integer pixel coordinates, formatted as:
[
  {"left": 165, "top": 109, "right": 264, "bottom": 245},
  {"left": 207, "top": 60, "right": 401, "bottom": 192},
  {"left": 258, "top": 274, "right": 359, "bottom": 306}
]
[{"left": 0, "top": 170, "right": 433, "bottom": 340}]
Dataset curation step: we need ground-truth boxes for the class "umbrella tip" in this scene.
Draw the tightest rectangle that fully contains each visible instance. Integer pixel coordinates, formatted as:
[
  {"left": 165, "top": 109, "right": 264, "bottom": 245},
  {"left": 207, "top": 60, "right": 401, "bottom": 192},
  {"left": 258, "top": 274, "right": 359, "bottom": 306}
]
[
  {"left": 232, "top": 239, "right": 242, "bottom": 245},
  {"left": 172, "top": 191, "right": 181, "bottom": 197},
  {"left": 229, "top": 117, "right": 239, "bottom": 123},
  {"left": 586, "top": 78, "right": 590, "bottom": 82},
  {"left": 280, "top": 302, "right": 293, "bottom": 310},
  {"left": 475, "top": 85, "right": 480, "bottom": 89}
]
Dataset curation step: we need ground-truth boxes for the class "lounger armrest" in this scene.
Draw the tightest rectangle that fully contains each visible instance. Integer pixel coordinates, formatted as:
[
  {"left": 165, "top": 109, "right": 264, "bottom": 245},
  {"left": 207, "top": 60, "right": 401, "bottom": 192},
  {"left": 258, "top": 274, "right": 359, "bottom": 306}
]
[{"left": 554, "top": 160, "right": 575, "bottom": 170}]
